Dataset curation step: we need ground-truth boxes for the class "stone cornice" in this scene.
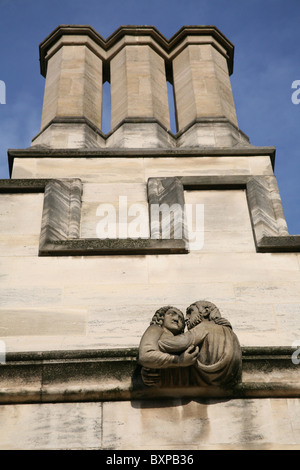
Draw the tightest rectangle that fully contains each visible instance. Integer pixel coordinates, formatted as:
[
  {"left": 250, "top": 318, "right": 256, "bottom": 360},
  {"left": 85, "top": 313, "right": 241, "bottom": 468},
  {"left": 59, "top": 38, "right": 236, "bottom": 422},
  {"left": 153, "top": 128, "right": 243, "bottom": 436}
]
[
  {"left": 39, "top": 25, "right": 234, "bottom": 77},
  {"left": 7, "top": 146, "right": 276, "bottom": 176},
  {"left": 0, "top": 347, "right": 299, "bottom": 404}
]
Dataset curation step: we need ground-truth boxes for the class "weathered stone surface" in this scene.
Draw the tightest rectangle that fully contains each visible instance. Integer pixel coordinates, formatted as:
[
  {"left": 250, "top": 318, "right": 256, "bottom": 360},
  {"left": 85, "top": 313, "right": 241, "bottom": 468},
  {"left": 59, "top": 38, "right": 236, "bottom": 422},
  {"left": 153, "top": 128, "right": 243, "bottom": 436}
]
[
  {"left": 35, "top": 25, "right": 239, "bottom": 149},
  {"left": 1, "top": 23, "right": 300, "bottom": 451},
  {"left": 0, "top": 287, "right": 63, "bottom": 307},
  {"left": 0, "top": 398, "right": 300, "bottom": 453},
  {"left": 101, "top": 398, "right": 300, "bottom": 450},
  {"left": 35, "top": 40, "right": 103, "bottom": 148},
  {"left": 0, "top": 398, "right": 299, "bottom": 449},
  {"left": 0, "top": 307, "right": 87, "bottom": 336},
  {"left": 0, "top": 193, "right": 44, "bottom": 236},
  {"left": 110, "top": 46, "right": 170, "bottom": 130},
  {"left": 0, "top": 402, "right": 103, "bottom": 450},
  {"left": 176, "top": 119, "right": 250, "bottom": 148},
  {"left": 32, "top": 120, "right": 106, "bottom": 149},
  {"left": 0, "top": 347, "right": 298, "bottom": 406},
  {"left": 106, "top": 120, "right": 172, "bottom": 148},
  {"left": 147, "top": 177, "right": 186, "bottom": 240},
  {"left": 39, "top": 179, "right": 82, "bottom": 246},
  {"left": 172, "top": 41, "right": 239, "bottom": 141},
  {"left": 184, "top": 189, "right": 255, "bottom": 253}
]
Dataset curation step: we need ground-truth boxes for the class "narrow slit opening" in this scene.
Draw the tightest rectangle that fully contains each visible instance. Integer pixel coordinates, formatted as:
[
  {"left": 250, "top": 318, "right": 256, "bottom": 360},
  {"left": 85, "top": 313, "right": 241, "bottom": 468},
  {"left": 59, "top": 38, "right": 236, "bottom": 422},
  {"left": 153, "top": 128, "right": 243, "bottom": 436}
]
[
  {"left": 167, "top": 80, "right": 177, "bottom": 134},
  {"left": 102, "top": 80, "right": 111, "bottom": 134}
]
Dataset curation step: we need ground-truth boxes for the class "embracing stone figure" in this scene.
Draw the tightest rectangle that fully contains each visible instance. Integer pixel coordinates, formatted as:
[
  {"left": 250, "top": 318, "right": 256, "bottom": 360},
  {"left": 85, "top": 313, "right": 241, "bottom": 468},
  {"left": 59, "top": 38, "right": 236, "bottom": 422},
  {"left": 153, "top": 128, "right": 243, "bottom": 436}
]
[{"left": 138, "top": 301, "right": 242, "bottom": 388}]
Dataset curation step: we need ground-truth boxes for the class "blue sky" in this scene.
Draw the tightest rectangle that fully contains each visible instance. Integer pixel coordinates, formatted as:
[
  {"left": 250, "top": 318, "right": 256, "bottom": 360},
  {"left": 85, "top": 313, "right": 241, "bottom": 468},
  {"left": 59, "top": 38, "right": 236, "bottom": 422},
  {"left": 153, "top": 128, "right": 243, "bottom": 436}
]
[{"left": 0, "top": 0, "right": 299, "bottom": 233}]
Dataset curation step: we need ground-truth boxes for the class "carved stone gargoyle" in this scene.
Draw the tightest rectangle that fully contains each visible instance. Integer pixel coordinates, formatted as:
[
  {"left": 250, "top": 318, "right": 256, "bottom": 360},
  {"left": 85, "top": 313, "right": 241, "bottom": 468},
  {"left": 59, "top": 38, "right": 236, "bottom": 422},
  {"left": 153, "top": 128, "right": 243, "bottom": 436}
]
[{"left": 138, "top": 301, "right": 242, "bottom": 388}]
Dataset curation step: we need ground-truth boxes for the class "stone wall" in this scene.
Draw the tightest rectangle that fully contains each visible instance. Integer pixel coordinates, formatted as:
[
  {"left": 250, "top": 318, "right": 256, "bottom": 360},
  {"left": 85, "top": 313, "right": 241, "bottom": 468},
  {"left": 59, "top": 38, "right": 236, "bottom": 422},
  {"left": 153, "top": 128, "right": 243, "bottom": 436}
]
[
  {"left": 0, "top": 154, "right": 298, "bottom": 351},
  {"left": 1, "top": 399, "right": 300, "bottom": 450},
  {"left": 0, "top": 25, "right": 299, "bottom": 450}
]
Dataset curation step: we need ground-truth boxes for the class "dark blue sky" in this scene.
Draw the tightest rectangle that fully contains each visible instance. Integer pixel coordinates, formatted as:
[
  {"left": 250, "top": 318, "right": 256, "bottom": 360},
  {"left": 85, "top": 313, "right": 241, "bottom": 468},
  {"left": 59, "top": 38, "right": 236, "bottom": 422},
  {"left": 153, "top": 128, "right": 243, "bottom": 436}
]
[{"left": 0, "top": 0, "right": 299, "bottom": 233}]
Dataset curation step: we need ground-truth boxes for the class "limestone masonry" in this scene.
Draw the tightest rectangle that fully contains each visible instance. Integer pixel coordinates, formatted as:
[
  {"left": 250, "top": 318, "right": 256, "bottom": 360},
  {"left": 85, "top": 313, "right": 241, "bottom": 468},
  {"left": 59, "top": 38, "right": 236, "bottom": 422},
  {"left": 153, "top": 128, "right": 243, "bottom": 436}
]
[{"left": 0, "top": 25, "right": 299, "bottom": 450}]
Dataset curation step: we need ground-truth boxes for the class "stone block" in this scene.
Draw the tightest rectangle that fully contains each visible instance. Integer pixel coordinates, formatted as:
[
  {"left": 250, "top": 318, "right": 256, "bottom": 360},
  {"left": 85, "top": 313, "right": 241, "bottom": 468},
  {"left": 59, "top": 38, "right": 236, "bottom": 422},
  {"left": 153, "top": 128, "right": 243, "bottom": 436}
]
[
  {"left": 234, "top": 281, "right": 300, "bottom": 304},
  {"left": 143, "top": 156, "right": 254, "bottom": 179},
  {"left": 0, "top": 235, "right": 40, "bottom": 257},
  {"left": 80, "top": 200, "right": 150, "bottom": 239},
  {"left": 0, "top": 307, "right": 87, "bottom": 336},
  {"left": 31, "top": 121, "right": 106, "bottom": 149},
  {"left": 6, "top": 255, "right": 149, "bottom": 288},
  {"left": 106, "top": 121, "right": 172, "bottom": 148},
  {"left": 101, "top": 398, "right": 300, "bottom": 449},
  {"left": 0, "top": 287, "right": 63, "bottom": 308},
  {"left": 0, "top": 402, "right": 102, "bottom": 450},
  {"left": 12, "top": 158, "right": 145, "bottom": 183},
  {"left": 0, "top": 194, "right": 44, "bottom": 236},
  {"left": 82, "top": 182, "right": 147, "bottom": 203},
  {"left": 273, "top": 304, "right": 300, "bottom": 341},
  {"left": 148, "top": 253, "right": 300, "bottom": 284}
]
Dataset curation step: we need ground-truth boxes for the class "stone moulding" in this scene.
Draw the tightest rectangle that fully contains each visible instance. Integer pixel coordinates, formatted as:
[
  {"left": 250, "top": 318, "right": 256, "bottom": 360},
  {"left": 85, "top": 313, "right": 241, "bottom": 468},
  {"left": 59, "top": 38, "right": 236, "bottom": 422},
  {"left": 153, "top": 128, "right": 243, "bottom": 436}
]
[
  {"left": 1, "top": 171, "right": 300, "bottom": 255},
  {"left": 0, "top": 347, "right": 298, "bottom": 404},
  {"left": 31, "top": 116, "right": 251, "bottom": 150},
  {"left": 180, "top": 175, "right": 300, "bottom": 252},
  {"left": 0, "top": 178, "right": 187, "bottom": 256},
  {"left": 37, "top": 176, "right": 187, "bottom": 256},
  {"left": 39, "top": 25, "right": 235, "bottom": 78},
  {"left": 7, "top": 146, "right": 277, "bottom": 175}
]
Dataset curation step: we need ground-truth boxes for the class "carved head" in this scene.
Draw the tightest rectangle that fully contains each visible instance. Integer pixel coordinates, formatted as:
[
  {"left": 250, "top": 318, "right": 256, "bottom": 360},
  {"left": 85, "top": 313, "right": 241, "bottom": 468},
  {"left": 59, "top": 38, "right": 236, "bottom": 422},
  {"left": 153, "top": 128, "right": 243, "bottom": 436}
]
[
  {"left": 186, "top": 300, "right": 221, "bottom": 330},
  {"left": 150, "top": 306, "right": 185, "bottom": 335}
]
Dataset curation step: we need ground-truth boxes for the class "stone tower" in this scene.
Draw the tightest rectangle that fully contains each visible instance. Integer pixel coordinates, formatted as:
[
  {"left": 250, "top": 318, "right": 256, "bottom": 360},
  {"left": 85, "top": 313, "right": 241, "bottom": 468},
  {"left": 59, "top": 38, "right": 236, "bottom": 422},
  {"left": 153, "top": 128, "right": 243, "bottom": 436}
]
[{"left": 0, "top": 25, "right": 299, "bottom": 450}]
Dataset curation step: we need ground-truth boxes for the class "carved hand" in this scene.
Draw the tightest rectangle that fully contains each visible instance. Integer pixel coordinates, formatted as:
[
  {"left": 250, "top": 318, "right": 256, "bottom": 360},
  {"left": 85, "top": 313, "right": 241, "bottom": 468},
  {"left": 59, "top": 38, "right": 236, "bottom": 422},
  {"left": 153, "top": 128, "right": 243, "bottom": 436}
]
[{"left": 178, "top": 345, "right": 199, "bottom": 366}]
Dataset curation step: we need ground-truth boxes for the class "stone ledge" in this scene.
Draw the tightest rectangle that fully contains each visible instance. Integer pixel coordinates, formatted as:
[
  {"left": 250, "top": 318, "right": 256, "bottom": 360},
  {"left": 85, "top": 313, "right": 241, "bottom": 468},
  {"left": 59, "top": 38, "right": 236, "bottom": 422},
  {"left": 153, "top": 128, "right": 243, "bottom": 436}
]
[
  {"left": 39, "top": 238, "right": 188, "bottom": 256},
  {"left": 7, "top": 146, "right": 276, "bottom": 176},
  {"left": 0, "top": 178, "right": 51, "bottom": 192},
  {"left": 0, "top": 347, "right": 299, "bottom": 404},
  {"left": 257, "top": 235, "right": 300, "bottom": 252}
]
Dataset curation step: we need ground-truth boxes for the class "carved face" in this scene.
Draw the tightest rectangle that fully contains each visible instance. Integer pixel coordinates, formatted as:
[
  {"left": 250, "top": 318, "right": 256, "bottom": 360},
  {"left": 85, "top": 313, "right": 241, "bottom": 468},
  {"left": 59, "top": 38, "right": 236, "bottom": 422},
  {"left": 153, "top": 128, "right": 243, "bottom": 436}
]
[
  {"left": 163, "top": 308, "right": 185, "bottom": 335},
  {"left": 185, "top": 304, "right": 202, "bottom": 330}
]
